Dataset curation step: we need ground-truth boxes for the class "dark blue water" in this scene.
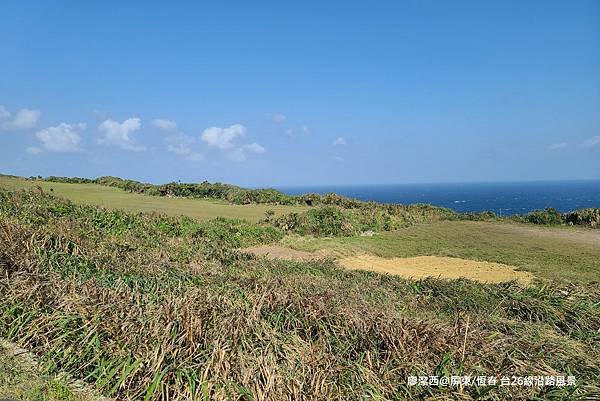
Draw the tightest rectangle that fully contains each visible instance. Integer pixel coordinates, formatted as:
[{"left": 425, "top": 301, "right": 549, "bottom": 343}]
[{"left": 276, "top": 180, "right": 600, "bottom": 215}]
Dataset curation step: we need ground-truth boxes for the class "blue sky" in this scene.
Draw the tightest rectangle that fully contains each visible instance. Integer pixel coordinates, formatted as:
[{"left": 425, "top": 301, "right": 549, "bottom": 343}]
[{"left": 1, "top": 1, "right": 599, "bottom": 187}]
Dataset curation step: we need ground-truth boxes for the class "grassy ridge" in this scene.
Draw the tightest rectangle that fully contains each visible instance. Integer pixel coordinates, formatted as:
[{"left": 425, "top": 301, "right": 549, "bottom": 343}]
[
  {"left": 40, "top": 175, "right": 600, "bottom": 227},
  {"left": 0, "top": 175, "right": 308, "bottom": 222},
  {"left": 1, "top": 189, "right": 599, "bottom": 400}
]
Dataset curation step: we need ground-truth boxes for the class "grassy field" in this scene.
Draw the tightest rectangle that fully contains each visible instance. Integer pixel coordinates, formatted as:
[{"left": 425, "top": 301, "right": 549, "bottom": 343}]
[
  {"left": 0, "top": 175, "right": 307, "bottom": 222},
  {"left": 283, "top": 220, "right": 600, "bottom": 283},
  {"left": 1, "top": 180, "right": 599, "bottom": 400}
]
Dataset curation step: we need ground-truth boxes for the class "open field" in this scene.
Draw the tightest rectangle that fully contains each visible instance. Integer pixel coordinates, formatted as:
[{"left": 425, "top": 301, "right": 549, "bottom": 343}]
[
  {"left": 1, "top": 184, "right": 599, "bottom": 400},
  {"left": 0, "top": 175, "right": 308, "bottom": 222},
  {"left": 282, "top": 220, "right": 600, "bottom": 283}
]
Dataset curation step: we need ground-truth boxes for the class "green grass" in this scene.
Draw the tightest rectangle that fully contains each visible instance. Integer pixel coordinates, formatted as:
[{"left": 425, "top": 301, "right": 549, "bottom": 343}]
[
  {"left": 0, "top": 175, "right": 307, "bottom": 222},
  {"left": 283, "top": 220, "right": 600, "bottom": 283},
  {"left": 1, "top": 189, "right": 599, "bottom": 400},
  {"left": 1, "top": 186, "right": 599, "bottom": 400},
  {"left": 0, "top": 341, "right": 97, "bottom": 401}
]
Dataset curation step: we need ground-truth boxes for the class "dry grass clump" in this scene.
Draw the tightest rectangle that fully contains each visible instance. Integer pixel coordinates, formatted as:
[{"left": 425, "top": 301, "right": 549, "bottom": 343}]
[{"left": 1, "top": 189, "right": 599, "bottom": 400}]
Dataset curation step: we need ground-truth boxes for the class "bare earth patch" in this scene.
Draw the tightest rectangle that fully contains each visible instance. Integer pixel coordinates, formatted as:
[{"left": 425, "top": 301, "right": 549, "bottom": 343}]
[
  {"left": 242, "top": 245, "right": 335, "bottom": 261},
  {"left": 338, "top": 255, "right": 533, "bottom": 284},
  {"left": 243, "top": 245, "right": 532, "bottom": 284}
]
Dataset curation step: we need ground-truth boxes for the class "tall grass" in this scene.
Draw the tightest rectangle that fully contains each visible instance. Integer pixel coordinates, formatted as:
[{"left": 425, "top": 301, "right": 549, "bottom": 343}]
[{"left": 1, "top": 189, "right": 599, "bottom": 400}]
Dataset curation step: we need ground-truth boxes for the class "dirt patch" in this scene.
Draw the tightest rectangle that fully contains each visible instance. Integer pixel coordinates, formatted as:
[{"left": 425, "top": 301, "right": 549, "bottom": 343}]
[
  {"left": 242, "top": 245, "right": 335, "bottom": 261},
  {"left": 337, "top": 255, "right": 533, "bottom": 284}
]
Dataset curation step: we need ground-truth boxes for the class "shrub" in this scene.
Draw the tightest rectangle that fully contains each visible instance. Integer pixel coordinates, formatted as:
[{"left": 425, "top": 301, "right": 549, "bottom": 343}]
[
  {"left": 564, "top": 208, "right": 600, "bottom": 228},
  {"left": 523, "top": 208, "right": 563, "bottom": 225}
]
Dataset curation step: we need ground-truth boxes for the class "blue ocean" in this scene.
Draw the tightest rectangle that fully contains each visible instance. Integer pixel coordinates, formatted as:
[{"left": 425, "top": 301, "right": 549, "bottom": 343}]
[{"left": 276, "top": 180, "right": 600, "bottom": 215}]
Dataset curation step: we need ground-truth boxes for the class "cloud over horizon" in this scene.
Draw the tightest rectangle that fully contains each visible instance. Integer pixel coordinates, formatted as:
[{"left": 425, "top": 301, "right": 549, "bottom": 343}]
[
  {"left": 29, "top": 122, "right": 85, "bottom": 154},
  {"left": 98, "top": 118, "right": 145, "bottom": 151},
  {"left": 243, "top": 143, "right": 266, "bottom": 154},
  {"left": 0, "top": 105, "right": 41, "bottom": 130},
  {"left": 153, "top": 118, "right": 177, "bottom": 131},
  {"left": 201, "top": 124, "right": 246, "bottom": 150}
]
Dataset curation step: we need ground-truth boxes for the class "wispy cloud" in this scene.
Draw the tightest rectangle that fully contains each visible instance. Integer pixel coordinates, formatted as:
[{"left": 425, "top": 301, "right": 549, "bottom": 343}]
[
  {"left": 98, "top": 118, "right": 145, "bottom": 151},
  {"left": 0, "top": 105, "right": 41, "bottom": 130},
  {"left": 166, "top": 132, "right": 202, "bottom": 161},
  {"left": 333, "top": 137, "right": 347, "bottom": 146},
  {"left": 153, "top": 118, "right": 177, "bottom": 131},
  {"left": 29, "top": 122, "right": 85, "bottom": 154},
  {"left": 547, "top": 142, "right": 567, "bottom": 150},
  {"left": 201, "top": 124, "right": 246, "bottom": 150},
  {"left": 581, "top": 136, "right": 600, "bottom": 149},
  {"left": 265, "top": 113, "right": 287, "bottom": 123},
  {"left": 244, "top": 142, "right": 266, "bottom": 154}
]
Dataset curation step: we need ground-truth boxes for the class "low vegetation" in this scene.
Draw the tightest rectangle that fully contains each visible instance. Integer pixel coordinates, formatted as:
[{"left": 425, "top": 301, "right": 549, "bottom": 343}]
[
  {"left": 268, "top": 204, "right": 459, "bottom": 236},
  {"left": 33, "top": 175, "right": 600, "bottom": 230},
  {"left": 0, "top": 175, "right": 308, "bottom": 223},
  {"left": 1, "top": 188, "right": 599, "bottom": 400},
  {"left": 0, "top": 339, "right": 98, "bottom": 401}
]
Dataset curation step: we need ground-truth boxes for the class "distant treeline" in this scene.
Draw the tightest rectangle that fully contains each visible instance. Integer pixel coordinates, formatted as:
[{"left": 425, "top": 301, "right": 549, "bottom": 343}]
[{"left": 36, "top": 175, "right": 600, "bottom": 230}]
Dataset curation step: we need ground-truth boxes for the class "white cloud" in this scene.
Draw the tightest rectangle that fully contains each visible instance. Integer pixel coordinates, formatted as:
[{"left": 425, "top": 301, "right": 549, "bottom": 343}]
[
  {"left": 581, "top": 136, "right": 600, "bottom": 149},
  {"left": 153, "top": 118, "right": 177, "bottom": 131},
  {"left": 333, "top": 156, "right": 344, "bottom": 162},
  {"left": 301, "top": 125, "right": 310, "bottom": 134},
  {"left": 547, "top": 142, "right": 567, "bottom": 150},
  {"left": 265, "top": 113, "right": 287, "bottom": 123},
  {"left": 0, "top": 106, "right": 41, "bottom": 130},
  {"left": 12, "top": 109, "right": 41, "bottom": 129},
  {"left": 227, "top": 148, "right": 247, "bottom": 162},
  {"left": 244, "top": 142, "right": 266, "bottom": 154},
  {"left": 167, "top": 143, "right": 191, "bottom": 155},
  {"left": 284, "top": 129, "right": 294, "bottom": 137},
  {"left": 33, "top": 122, "right": 85, "bottom": 153},
  {"left": 166, "top": 133, "right": 202, "bottom": 161},
  {"left": 201, "top": 124, "right": 246, "bottom": 150},
  {"left": 98, "top": 118, "right": 145, "bottom": 151},
  {"left": 333, "top": 137, "right": 347, "bottom": 146}
]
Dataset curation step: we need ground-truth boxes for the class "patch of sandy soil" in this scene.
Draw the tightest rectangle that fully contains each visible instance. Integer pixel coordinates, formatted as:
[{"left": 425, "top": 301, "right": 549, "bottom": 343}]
[
  {"left": 338, "top": 255, "right": 533, "bottom": 284},
  {"left": 242, "top": 245, "right": 532, "bottom": 284},
  {"left": 242, "top": 245, "right": 335, "bottom": 261}
]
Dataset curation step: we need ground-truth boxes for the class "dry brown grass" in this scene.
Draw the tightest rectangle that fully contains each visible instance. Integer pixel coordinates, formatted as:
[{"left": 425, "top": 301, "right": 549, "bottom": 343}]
[
  {"left": 338, "top": 255, "right": 533, "bottom": 284},
  {"left": 1, "top": 189, "right": 599, "bottom": 400}
]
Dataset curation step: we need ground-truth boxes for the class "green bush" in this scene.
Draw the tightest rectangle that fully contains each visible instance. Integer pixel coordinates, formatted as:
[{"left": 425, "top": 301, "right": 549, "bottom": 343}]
[
  {"left": 523, "top": 208, "right": 563, "bottom": 225},
  {"left": 564, "top": 208, "right": 600, "bottom": 228}
]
